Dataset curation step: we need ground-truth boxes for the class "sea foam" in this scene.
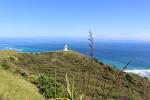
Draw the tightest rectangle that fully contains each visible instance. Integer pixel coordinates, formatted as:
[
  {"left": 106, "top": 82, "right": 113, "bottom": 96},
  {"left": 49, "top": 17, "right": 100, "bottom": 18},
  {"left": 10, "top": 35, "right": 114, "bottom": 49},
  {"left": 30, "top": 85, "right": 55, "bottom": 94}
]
[
  {"left": 125, "top": 69, "right": 150, "bottom": 77},
  {"left": 4, "top": 47, "right": 23, "bottom": 52}
]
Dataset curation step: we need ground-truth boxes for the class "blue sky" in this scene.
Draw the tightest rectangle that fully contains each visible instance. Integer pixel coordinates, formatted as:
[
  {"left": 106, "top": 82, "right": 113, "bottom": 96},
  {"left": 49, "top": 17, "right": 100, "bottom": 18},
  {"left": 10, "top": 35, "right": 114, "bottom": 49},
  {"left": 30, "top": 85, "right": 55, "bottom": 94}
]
[{"left": 0, "top": 0, "right": 150, "bottom": 41}]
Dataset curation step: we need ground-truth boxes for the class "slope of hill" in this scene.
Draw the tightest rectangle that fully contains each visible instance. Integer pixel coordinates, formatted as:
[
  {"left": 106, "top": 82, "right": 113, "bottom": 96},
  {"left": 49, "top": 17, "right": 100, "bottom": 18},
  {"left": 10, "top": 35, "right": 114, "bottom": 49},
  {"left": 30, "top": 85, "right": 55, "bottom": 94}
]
[
  {"left": 0, "top": 68, "right": 43, "bottom": 100},
  {"left": 0, "top": 50, "right": 150, "bottom": 100}
]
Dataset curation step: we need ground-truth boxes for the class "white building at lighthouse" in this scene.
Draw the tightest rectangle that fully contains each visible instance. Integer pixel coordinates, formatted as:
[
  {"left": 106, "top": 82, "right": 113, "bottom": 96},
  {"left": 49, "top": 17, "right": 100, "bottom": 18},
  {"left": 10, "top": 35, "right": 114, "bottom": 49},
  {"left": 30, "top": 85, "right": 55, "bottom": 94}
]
[{"left": 63, "top": 44, "right": 68, "bottom": 51}]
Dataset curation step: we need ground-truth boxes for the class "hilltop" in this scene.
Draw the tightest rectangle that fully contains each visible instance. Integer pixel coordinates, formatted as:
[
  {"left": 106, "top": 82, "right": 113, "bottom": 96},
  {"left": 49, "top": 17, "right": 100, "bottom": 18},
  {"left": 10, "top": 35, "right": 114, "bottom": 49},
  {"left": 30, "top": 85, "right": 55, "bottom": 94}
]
[{"left": 0, "top": 50, "right": 150, "bottom": 100}]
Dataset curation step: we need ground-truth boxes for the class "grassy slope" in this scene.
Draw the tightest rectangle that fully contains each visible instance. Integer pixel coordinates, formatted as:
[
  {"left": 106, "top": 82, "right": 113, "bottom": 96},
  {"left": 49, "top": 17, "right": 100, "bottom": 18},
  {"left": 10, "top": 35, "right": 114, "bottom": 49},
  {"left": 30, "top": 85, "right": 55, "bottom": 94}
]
[
  {"left": 0, "top": 50, "right": 150, "bottom": 100},
  {"left": 0, "top": 50, "right": 43, "bottom": 99},
  {"left": 0, "top": 68, "right": 43, "bottom": 100}
]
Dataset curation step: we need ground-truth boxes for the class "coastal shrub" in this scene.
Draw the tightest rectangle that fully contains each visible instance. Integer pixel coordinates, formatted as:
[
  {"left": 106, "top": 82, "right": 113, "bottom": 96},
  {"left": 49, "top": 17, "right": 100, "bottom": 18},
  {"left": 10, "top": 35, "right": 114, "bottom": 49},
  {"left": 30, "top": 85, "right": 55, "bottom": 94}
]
[
  {"left": 93, "top": 58, "right": 104, "bottom": 65},
  {"left": 28, "top": 75, "right": 38, "bottom": 84},
  {"left": 15, "top": 68, "right": 29, "bottom": 78},
  {"left": 99, "top": 61, "right": 104, "bottom": 65},
  {"left": 1, "top": 60, "right": 11, "bottom": 70},
  {"left": 91, "top": 58, "right": 98, "bottom": 62},
  {"left": 9, "top": 57, "right": 14, "bottom": 61},
  {"left": 125, "top": 74, "right": 135, "bottom": 84},
  {"left": 35, "top": 75, "right": 64, "bottom": 98}
]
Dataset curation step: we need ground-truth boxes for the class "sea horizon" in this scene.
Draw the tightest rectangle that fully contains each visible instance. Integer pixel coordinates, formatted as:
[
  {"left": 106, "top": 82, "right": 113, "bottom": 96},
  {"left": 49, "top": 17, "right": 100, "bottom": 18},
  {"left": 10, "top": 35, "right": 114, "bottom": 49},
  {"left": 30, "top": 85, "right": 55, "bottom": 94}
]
[{"left": 0, "top": 38, "right": 150, "bottom": 77}]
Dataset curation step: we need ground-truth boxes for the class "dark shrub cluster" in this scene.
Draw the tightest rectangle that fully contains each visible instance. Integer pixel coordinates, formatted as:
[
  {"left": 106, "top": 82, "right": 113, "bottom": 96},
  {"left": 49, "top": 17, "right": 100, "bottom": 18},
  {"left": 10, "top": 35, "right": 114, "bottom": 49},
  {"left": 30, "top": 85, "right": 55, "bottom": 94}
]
[
  {"left": 1, "top": 60, "right": 11, "bottom": 70},
  {"left": 34, "top": 75, "right": 64, "bottom": 98}
]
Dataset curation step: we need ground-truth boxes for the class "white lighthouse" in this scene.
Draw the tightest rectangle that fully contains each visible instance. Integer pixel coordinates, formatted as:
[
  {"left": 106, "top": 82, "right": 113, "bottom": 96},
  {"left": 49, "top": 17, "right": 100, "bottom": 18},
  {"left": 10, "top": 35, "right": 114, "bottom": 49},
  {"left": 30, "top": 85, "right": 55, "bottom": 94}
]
[{"left": 64, "top": 44, "right": 68, "bottom": 51}]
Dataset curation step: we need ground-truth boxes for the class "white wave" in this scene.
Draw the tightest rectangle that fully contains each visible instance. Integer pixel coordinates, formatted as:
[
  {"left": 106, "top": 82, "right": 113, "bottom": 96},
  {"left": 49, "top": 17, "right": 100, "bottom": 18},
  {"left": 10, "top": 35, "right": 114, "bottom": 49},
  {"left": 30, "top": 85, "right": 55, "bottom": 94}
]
[
  {"left": 6, "top": 47, "right": 22, "bottom": 52},
  {"left": 125, "top": 69, "right": 150, "bottom": 77}
]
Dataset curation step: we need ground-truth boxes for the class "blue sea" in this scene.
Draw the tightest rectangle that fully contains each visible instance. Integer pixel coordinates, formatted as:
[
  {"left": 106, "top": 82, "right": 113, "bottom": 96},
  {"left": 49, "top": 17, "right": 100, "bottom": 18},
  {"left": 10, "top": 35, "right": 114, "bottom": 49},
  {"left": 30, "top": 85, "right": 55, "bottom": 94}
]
[{"left": 0, "top": 38, "right": 150, "bottom": 77}]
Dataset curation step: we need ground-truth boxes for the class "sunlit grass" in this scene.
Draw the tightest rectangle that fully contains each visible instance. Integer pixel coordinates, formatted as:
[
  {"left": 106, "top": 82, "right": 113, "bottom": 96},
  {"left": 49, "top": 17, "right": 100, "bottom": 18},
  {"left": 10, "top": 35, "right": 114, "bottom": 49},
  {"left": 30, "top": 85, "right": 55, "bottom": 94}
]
[{"left": 0, "top": 68, "right": 43, "bottom": 100}]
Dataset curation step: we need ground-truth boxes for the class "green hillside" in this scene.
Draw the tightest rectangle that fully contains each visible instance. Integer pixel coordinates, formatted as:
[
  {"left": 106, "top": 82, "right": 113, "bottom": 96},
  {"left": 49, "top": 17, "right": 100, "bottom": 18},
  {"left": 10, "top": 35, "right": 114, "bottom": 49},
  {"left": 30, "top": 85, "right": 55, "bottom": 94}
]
[
  {"left": 0, "top": 68, "right": 43, "bottom": 100},
  {"left": 0, "top": 50, "right": 150, "bottom": 100}
]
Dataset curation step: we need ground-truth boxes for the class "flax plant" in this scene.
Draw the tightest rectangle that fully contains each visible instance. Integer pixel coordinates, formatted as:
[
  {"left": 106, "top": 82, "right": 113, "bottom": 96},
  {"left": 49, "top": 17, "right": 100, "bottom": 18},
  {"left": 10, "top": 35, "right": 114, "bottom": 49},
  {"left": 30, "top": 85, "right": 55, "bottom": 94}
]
[
  {"left": 86, "top": 30, "right": 94, "bottom": 91},
  {"left": 79, "top": 31, "right": 94, "bottom": 100},
  {"left": 65, "top": 73, "right": 75, "bottom": 100}
]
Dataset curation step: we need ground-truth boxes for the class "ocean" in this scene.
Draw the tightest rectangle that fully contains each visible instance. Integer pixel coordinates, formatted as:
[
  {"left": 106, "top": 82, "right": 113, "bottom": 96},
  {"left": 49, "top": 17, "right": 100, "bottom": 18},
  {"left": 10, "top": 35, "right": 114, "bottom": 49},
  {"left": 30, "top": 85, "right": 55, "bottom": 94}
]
[{"left": 0, "top": 38, "right": 150, "bottom": 77}]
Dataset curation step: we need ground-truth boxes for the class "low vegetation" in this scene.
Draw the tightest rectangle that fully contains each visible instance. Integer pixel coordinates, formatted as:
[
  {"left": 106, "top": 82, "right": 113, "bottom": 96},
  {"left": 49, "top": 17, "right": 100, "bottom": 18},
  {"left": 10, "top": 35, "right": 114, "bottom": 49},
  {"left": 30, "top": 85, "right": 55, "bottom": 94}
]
[
  {"left": 0, "top": 50, "right": 150, "bottom": 100},
  {"left": 34, "top": 75, "right": 64, "bottom": 98},
  {"left": 0, "top": 68, "right": 43, "bottom": 100}
]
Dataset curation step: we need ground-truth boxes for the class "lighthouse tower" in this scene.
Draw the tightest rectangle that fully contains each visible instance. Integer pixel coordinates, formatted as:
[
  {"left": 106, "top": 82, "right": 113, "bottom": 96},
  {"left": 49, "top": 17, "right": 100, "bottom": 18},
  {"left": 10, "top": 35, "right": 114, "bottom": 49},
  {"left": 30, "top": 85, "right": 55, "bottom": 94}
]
[{"left": 64, "top": 44, "right": 68, "bottom": 51}]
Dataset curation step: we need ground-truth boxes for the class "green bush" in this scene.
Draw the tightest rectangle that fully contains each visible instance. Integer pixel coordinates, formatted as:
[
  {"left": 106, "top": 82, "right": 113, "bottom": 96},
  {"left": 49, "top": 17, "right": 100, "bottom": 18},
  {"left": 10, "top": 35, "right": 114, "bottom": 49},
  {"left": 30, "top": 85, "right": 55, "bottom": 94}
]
[
  {"left": 1, "top": 60, "right": 11, "bottom": 70},
  {"left": 92, "top": 58, "right": 98, "bottom": 62},
  {"left": 35, "top": 75, "right": 64, "bottom": 98},
  {"left": 15, "top": 68, "right": 29, "bottom": 78}
]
